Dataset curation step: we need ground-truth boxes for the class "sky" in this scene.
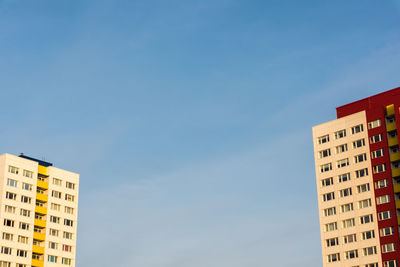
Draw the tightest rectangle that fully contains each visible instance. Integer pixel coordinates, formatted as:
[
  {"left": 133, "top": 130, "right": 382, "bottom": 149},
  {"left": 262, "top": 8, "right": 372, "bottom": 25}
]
[{"left": 0, "top": 0, "right": 400, "bottom": 266}]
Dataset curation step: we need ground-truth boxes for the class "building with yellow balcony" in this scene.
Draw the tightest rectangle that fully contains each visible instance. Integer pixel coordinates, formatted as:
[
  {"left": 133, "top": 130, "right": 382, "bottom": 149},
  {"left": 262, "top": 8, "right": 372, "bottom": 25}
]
[{"left": 0, "top": 153, "right": 79, "bottom": 267}]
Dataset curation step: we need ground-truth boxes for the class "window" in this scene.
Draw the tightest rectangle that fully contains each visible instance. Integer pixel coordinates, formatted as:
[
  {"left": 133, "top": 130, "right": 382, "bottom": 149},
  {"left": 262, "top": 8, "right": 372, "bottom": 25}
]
[
  {"left": 357, "top": 183, "right": 370, "bottom": 193},
  {"left": 52, "top": 190, "right": 62, "bottom": 198},
  {"left": 22, "top": 183, "right": 32, "bottom": 191},
  {"left": 359, "top": 199, "right": 372, "bottom": 209},
  {"left": 375, "top": 179, "right": 388, "bottom": 189},
  {"left": 382, "top": 243, "right": 396, "bottom": 253},
  {"left": 337, "top": 158, "right": 350, "bottom": 168},
  {"left": 325, "top": 222, "right": 337, "bottom": 232},
  {"left": 321, "top": 177, "right": 333, "bottom": 187},
  {"left": 50, "top": 216, "right": 60, "bottom": 224},
  {"left": 371, "top": 149, "right": 385, "bottom": 159},
  {"left": 65, "top": 206, "right": 74, "bottom": 214},
  {"left": 4, "top": 205, "right": 16, "bottom": 214},
  {"left": 380, "top": 227, "right": 394, "bottom": 237},
  {"left": 323, "top": 192, "right": 335, "bottom": 201},
  {"left": 19, "top": 222, "right": 29, "bottom": 230},
  {"left": 62, "top": 244, "right": 72, "bottom": 252},
  {"left": 4, "top": 219, "right": 14, "bottom": 227},
  {"left": 63, "top": 232, "right": 73, "bottom": 239},
  {"left": 335, "top": 129, "right": 346, "bottom": 139},
  {"left": 16, "top": 250, "right": 27, "bottom": 257},
  {"left": 340, "top": 188, "right": 352, "bottom": 197},
  {"left": 23, "top": 170, "right": 33, "bottom": 178},
  {"left": 384, "top": 260, "right": 398, "bottom": 267},
  {"left": 7, "top": 179, "right": 17, "bottom": 187},
  {"left": 1, "top": 247, "right": 12, "bottom": 255},
  {"left": 62, "top": 258, "right": 72, "bottom": 265},
  {"left": 353, "top": 139, "right": 366, "bottom": 148},
  {"left": 355, "top": 153, "right": 367, "bottom": 163},
  {"left": 356, "top": 168, "right": 369, "bottom": 178},
  {"left": 20, "top": 209, "right": 30, "bottom": 217},
  {"left": 6, "top": 192, "right": 16, "bottom": 200},
  {"left": 324, "top": 207, "right": 336, "bottom": 217},
  {"left": 64, "top": 219, "right": 73, "bottom": 227},
  {"left": 18, "top": 236, "right": 28, "bottom": 244},
  {"left": 341, "top": 203, "right": 354, "bottom": 213},
  {"left": 336, "top": 144, "right": 348, "bottom": 153},
  {"left": 373, "top": 164, "right": 386, "bottom": 174},
  {"left": 345, "top": 249, "right": 358, "bottom": 259},
  {"left": 363, "top": 246, "right": 377, "bottom": 256},
  {"left": 370, "top": 133, "right": 383, "bottom": 144},
  {"left": 37, "top": 188, "right": 45, "bottom": 194},
  {"left": 0, "top": 261, "right": 11, "bottom": 267},
  {"left": 360, "top": 214, "right": 374, "bottom": 224},
  {"left": 8, "top": 166, "right": 19, "bottom": 174},
  {"left": 368, "top": 119, "right": 381, "bottom": 129},
  {"left": 379, "top": 210, "right": 392, "bottom": 221},
  {"left": 49, "top": 242, "right": 58, "bottom": 249},
  {"left": 65, "top": 194, "right": 74, "bottom": 202},
  {"left": 327, "top": 253, "right": 340, "bottom": 263},
  {"left": 352, "top": 124, "right": 364, "bottom": 134},
  {"left": 338, "top": 173, "right": 350, "bottom": 183},
  {"left": 53, "top": 178, "right": 62, "bottom": 186},
  {"left": 49, "top": 229, "right": 59, "bottom": 237},
  {"left": 343, "top": 233, "right": 357, "bottom": 244},
  {"left": 376, "top": 195, "right": 390, "bottom": 205},
  {"left": 366, "top": 263, "right": 378, "bottom": 267},
  {"left": 2, "top": 233, "right": 13, "bottom": 241},
  {"left": 51, "top": 203, "right": 61, "bottom": 211},
  {"left": 320, "top": 163, "right": 332, "bottom": 173},
  {"left": 318, "top": 135, "right": 330, "bottom": 144},
  {"left": 35, "top": 214, "right": 44, "bottom": 220},
  {"left": 362, "top": 230, "right": 375, "bottom": 240},
  {"left": 48, "top": 255, "right": 58, "bottom": 263},
  {"left": 66, "top": 182, "right": 75, "bottom": 190},
  {"left": 342, "top": 218, "right": 355, "bottom": 228},
  {"left": 319, "top": 149, "right": 331, "bottom": 158},
  {"left": 20, "top": 196, "right": 31, "bottom": 204}
]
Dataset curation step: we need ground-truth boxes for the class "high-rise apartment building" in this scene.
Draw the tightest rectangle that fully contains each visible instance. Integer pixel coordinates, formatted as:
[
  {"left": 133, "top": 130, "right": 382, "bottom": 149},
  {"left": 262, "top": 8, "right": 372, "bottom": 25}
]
[
  {"left": 313, "top": 87, "right": 400, "bottom": 267},
  {"left": 0, "top": 153, "right": 79, "bottom": 267}
]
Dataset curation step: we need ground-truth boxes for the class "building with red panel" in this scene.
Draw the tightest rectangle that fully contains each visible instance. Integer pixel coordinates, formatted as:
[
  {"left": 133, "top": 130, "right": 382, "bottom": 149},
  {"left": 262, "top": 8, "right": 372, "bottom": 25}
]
[{"left": 313, "top": 87, "right": 400, "bottom": 267}]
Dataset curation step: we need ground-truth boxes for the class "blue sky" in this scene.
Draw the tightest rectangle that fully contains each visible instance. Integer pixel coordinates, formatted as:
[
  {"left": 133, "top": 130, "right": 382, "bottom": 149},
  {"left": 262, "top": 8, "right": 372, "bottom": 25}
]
[{"left": 1, "top": 0, "right": 400, "bottom": 266}]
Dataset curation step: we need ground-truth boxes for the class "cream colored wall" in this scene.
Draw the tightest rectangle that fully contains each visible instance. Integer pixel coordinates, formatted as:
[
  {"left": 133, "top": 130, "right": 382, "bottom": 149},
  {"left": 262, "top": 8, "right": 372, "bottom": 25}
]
[
  {"left": 313, "top": 111, "right": 382, "bottom": 267},
  {"left": 0, "top": 153, "right": 39, "bottom": 266}
]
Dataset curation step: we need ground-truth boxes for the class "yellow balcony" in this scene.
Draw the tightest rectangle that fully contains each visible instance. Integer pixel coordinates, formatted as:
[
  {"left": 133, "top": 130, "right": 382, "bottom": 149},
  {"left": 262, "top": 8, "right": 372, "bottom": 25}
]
[
  {"left": 38, "top": 165, "right": 48, "bottom": 176},
  {"left": 34, "top": 219, "right": 46, "bottom": 228},
  {"left": 35, "top": 206, "right": 47, "bottom": 215},
  {"left": 36, "top": 180, "right": 49, "bottom": 190},
  {"left": 388, "top": 137, "right": 399, "bottom": 147},
  {"left": 31, "top": 259, "right": 44, "bottom": 267},
  {"left": 32, "top": 245, "right": 44, "bottom": 254},
  {"left": 387, "top": 122, "right": 397, "bottom": 132},
  {"left": 392, "top": 168, "right": 400, "bottom": 178},
  {"left": 390, "top": 152, "right": 400, "bottom": 162},
  {"left": 396, "top": 200, "right": 400, "bottom": 209},
  {"left": 398, "top": 217, "right": 400, "bottom": 225},
  {"left": 387, "top": 104, "right": 395, "bottom": 116},
  {"left": 394, "top": 184, "right": 400, "bottom": 193},
  {"left": 33, "top": 232, "right": 46, "bottom": 241},
  {"left": 36, "top": 193, "right": 48, "bottom": 202}
]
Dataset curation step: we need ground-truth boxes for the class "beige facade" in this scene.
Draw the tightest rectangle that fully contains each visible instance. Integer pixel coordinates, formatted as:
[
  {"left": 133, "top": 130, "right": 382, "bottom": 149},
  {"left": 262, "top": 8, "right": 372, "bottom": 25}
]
[
  {"left": 0, "top": 153, "right": 79, "bottom": 267},
  {"left": 313, "top": 111, "right": 382, "bottom": 267}
]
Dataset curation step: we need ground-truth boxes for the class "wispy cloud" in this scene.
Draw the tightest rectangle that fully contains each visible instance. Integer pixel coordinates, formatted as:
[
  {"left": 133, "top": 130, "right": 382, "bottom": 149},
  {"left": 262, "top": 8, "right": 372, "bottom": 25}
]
[{"left": 77, "top": 129, "right": 321, "bottom": 267}]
